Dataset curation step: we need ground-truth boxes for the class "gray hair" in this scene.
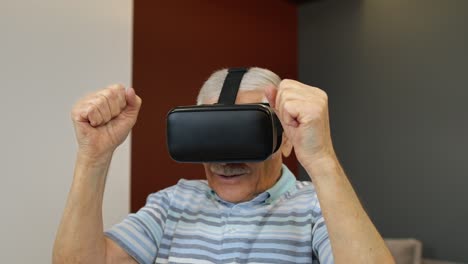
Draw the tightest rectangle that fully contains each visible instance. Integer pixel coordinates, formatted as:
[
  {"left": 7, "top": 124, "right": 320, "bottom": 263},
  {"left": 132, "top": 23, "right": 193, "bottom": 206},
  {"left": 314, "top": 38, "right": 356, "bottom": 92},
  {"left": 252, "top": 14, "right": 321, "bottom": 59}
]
[{"left": 196, "top": 67, "right": 281, "bottom": 105}]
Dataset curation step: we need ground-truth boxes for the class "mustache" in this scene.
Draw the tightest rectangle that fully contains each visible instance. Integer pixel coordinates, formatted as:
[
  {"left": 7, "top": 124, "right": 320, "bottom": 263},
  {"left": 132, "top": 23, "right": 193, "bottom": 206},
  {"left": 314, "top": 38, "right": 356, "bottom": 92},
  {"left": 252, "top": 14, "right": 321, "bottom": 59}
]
[{"left": 210, "top": 163, "right": 251, "bottom": 176}]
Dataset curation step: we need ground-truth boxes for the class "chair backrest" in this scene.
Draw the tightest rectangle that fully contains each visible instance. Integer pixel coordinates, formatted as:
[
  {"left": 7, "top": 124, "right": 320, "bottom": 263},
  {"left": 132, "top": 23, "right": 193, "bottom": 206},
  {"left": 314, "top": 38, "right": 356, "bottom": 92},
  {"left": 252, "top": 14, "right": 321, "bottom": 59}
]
[{"left": 385, "top": 238, "right": 422, "bottom": 264}]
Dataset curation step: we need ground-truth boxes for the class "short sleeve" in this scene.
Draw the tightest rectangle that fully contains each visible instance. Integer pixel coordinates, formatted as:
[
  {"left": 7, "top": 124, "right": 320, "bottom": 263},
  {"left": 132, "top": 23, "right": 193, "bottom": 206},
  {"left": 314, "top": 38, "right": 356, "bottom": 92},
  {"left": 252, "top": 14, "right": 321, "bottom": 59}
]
[
  {"left": 311, "top": 194, "right": 334, "bottom": 263},
  {"left": 312, "top": 216, "right": 334, "bottom": 263},
  {"left": 105, "top": 186, "right": 174, "bottom": 264}
]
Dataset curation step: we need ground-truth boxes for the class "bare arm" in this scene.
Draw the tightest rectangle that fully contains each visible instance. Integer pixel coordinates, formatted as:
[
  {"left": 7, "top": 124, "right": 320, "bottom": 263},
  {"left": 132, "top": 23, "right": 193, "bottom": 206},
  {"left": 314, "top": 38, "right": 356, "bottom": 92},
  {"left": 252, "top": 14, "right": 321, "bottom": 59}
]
[
  {"left": 53, "top": 85, "right": 142, "bottom": 264},
  {"left": 266, "top": 80, "right": 394, "bottom": 263},
  {"left": 305, "top": 153, "right": 393, "bottom": 263}
]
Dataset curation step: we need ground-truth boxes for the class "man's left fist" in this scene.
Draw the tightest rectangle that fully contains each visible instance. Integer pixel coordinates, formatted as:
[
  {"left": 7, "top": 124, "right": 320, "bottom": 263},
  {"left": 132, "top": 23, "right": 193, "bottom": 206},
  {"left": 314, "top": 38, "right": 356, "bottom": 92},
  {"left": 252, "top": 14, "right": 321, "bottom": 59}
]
[{"left": 265, "top": 79, "right": 335, "bottom": 168}]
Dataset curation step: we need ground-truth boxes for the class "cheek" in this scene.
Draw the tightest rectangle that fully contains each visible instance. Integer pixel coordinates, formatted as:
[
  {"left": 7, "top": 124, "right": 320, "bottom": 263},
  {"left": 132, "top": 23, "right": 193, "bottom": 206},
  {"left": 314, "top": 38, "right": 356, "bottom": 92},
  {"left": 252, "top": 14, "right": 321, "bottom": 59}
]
[
  {"left": 203, "top": 164, "right": 213, "bottom": 180},
  {"left": 245, "top": 165, "right": 264, "bottom": 184},
  {"left": 270, "top": 150, "right": 282, "bottom": 162}
]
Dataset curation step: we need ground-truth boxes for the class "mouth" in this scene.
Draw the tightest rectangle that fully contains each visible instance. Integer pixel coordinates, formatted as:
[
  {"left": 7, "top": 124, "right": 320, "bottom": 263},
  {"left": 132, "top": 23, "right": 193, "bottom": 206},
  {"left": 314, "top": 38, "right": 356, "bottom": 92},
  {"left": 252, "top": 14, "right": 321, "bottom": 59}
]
[
  {"left": 212, "top": 172, "right": 247, "bottom": 183},
  {"left": 216, "top": 173, "right": 246, "bottom": 178},
  {"left": 210, "top": 163, "right": 250, "bottom": 180}
]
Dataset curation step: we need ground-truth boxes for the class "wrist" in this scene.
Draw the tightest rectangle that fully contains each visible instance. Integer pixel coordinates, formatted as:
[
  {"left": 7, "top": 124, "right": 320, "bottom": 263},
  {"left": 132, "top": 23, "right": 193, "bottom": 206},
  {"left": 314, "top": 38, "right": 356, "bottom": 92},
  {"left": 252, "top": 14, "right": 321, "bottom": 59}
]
[
  {"left": 301, "top": 151, "right": 342, "bottom": 181},
  {"left": 299, "top": 144, "right": 336, "bottom": 168},
  {"left": 72, "top": 150, "right": 113, "bottom": 194},
  {"left": 76, "top": 149, "right": 113, "bottom": 169}
]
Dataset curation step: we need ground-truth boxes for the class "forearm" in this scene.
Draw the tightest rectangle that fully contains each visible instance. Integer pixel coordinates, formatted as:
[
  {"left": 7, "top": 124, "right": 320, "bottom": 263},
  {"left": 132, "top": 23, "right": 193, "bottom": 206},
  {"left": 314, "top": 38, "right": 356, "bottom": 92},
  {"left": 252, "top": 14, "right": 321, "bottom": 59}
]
[
  {"left": 53, "top": 151, "right": 112, "bottom": 264},
  {"left": 305, "top": 153, "right": 394, "bottom": 264}
]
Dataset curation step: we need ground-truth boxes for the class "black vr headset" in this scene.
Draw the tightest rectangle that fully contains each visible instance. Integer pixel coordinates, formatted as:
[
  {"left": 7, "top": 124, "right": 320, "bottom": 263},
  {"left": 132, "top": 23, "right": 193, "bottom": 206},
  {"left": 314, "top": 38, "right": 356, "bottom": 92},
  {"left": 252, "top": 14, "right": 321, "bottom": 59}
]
[{"left": 166, "top": 68, "right": 283, "bottom": 163}]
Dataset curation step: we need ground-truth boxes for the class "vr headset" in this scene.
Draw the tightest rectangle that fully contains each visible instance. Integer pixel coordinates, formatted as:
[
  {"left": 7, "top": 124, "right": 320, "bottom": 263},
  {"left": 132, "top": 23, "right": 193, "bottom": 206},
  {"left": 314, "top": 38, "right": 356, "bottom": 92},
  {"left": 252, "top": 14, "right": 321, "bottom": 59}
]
[{"left": 166, "top": 68, "right": 283, "bottom": 163}]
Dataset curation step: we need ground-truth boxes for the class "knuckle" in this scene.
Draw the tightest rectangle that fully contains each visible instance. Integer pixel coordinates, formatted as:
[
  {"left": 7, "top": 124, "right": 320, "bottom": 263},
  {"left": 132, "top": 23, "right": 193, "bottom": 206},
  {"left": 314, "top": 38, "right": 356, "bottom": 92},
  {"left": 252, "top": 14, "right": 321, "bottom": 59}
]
[
  {"left": 279, "top": 79, "right": 294, "bottom": 88},
  {"left": 111, "top": 83, "right": 125, "bottom": 90},
  {"left": 108, "top": 90, "right": 118, "bottom": 101},
  {"left": 90, "top": 100, "right": 104, "bottom": 113},
  {"left": 284, "top": 79, "right": 302, "bottom": 87},
  {"left": 100, "top": 89, "right": 113, "bottom": 101},
  {"left": 315, "top": 88, "right": 328, "bottom": 100},
  {"left": 95, "top": 95, "right": 106, "bottom": 105},
  {"left": 283, "top": 100, "right": 294, "bottom": 111},
  {"left": 88, "top": 104, "right": 98, "bottom": 114},
  {"left": 109, "top": 84, "right": 125, "bottom": 99}
]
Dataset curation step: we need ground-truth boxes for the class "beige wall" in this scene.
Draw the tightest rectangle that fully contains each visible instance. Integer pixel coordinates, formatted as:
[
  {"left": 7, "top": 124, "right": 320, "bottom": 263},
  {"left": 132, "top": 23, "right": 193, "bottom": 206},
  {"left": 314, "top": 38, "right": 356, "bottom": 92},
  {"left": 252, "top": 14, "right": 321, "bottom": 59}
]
[{"left": 0, "top": 1, "right": 132, "bottom": 262}]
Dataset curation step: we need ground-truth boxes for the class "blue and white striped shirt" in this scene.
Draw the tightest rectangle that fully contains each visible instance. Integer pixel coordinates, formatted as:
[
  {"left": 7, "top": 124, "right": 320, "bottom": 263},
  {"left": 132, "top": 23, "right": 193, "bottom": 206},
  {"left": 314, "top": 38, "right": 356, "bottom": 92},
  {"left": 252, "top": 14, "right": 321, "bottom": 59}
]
[{"left": 105, "top": 165, "right": 334, "bottom": 264}]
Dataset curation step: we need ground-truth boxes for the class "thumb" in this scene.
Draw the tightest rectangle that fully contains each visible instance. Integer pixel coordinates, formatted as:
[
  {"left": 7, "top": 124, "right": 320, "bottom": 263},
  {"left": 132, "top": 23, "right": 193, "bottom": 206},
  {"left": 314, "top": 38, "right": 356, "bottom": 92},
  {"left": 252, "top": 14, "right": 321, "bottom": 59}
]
[
  {"left": 124, "top": 87, "right": 142, "bottom": 113},
  {"left": 265, "top": 85, "right": 277, "bottom": 108}
]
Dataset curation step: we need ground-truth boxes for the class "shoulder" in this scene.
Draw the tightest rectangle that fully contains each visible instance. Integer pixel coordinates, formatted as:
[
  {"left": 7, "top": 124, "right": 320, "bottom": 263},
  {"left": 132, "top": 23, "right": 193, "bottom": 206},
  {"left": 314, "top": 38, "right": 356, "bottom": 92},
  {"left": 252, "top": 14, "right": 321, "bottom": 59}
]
[
  {"left": 295, "top": 180, "right": 318, "bottom": 195},
  {"left": 283, "top": 180, "right": 321, "bottom": 211},
  {"left": 175, "top": 178, "right": 211, "bottom": 192},
  {"left": 145, "top": 179, "right": 211, "bottom": 206}
]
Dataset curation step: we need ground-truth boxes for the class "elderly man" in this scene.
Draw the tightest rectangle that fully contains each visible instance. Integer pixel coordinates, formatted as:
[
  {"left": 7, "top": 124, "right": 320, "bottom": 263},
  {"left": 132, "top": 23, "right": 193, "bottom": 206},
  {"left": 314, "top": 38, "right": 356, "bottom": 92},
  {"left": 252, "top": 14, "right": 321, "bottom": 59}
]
[{"left": 53, "top": 68, "right": 394, "bottom": 264}]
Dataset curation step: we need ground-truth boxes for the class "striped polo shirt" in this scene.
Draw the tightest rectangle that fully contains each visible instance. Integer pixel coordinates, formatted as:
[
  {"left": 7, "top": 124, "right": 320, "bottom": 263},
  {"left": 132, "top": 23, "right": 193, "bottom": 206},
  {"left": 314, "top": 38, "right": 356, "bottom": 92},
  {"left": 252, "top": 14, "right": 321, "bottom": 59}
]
[{"left": 105, "top": 165, "right": 334, "bottom": 264}]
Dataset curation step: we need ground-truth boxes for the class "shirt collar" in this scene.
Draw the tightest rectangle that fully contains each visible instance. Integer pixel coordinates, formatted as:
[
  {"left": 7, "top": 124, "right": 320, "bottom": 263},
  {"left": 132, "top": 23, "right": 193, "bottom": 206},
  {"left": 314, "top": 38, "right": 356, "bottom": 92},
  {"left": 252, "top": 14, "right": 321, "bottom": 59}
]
[{"left": 265, "top": 164, "right": 296, "bottom": 203}]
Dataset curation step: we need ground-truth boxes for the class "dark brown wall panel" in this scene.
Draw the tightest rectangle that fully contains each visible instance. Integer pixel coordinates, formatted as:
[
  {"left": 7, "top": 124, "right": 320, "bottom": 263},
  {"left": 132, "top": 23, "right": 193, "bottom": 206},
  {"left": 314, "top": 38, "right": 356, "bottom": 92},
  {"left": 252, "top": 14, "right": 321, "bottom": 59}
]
[{"left": 132, "top": 0, "right": 298, "bottom": 212}]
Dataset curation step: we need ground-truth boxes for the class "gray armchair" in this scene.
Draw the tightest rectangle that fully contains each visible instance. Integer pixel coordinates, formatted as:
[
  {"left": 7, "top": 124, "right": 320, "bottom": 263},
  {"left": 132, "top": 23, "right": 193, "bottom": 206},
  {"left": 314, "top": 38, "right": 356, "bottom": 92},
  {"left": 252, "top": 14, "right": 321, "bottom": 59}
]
[{"left": 384, "top": 238, "right": 463, "bottom": 264}]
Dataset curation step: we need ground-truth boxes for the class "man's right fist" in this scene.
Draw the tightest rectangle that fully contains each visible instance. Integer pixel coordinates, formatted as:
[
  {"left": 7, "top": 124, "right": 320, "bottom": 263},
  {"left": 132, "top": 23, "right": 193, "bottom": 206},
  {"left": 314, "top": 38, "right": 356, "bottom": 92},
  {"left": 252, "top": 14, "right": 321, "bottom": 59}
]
[{"left": 71, "top": 84, "right": 142, "bottom": 159}]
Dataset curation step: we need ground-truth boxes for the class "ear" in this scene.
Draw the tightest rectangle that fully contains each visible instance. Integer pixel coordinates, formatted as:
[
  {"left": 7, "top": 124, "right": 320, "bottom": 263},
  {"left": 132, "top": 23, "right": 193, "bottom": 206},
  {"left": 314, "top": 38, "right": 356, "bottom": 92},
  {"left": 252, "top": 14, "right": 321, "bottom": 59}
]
[{"left": 280, "top": 133, "right": 293, "bottom": 158}]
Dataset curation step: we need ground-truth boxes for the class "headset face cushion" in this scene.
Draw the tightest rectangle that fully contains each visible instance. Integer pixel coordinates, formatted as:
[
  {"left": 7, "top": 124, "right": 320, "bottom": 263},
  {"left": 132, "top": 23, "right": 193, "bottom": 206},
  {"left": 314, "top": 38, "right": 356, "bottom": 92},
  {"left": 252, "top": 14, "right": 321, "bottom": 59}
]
[{"left": 167, "top": 104, "right": 282, "bottom": 163}]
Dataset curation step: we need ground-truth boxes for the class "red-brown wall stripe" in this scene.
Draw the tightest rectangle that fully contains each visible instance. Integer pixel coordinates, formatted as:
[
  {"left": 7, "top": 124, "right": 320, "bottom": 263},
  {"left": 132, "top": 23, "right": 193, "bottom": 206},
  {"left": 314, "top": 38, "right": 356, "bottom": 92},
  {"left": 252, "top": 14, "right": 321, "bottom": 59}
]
[{"left": 131, "top": 0, "right": 298, "bottom": 212}]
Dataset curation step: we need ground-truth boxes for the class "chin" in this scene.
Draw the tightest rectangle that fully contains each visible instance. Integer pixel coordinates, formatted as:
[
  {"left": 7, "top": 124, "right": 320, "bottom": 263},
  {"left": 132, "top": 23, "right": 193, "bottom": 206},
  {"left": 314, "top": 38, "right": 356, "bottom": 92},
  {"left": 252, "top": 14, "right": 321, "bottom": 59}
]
[
  {"left": 203, "top": 163, "right": 259, "bottom": 203},
  {"left": 209, "top": 180, "right": 251, "bottom": 203}
]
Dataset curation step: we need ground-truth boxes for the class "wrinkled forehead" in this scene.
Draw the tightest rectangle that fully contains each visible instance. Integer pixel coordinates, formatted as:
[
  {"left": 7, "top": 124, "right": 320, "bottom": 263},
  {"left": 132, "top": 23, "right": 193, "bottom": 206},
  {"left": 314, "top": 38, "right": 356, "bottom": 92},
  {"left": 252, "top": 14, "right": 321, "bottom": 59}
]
[{"left": 202, "top": 89, "right": 268, "bottom": 105}]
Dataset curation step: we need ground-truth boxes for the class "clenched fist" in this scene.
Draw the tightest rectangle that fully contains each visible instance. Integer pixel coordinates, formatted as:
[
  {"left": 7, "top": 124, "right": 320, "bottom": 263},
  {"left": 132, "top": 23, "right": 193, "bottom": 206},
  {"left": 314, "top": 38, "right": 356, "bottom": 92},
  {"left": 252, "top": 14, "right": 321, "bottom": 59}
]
[
  {"left": 71, "top": 84, "right": 142, "bottom": 159},
  {"left": 265, "top": 79, "right": 334, "bottom": 169}
]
